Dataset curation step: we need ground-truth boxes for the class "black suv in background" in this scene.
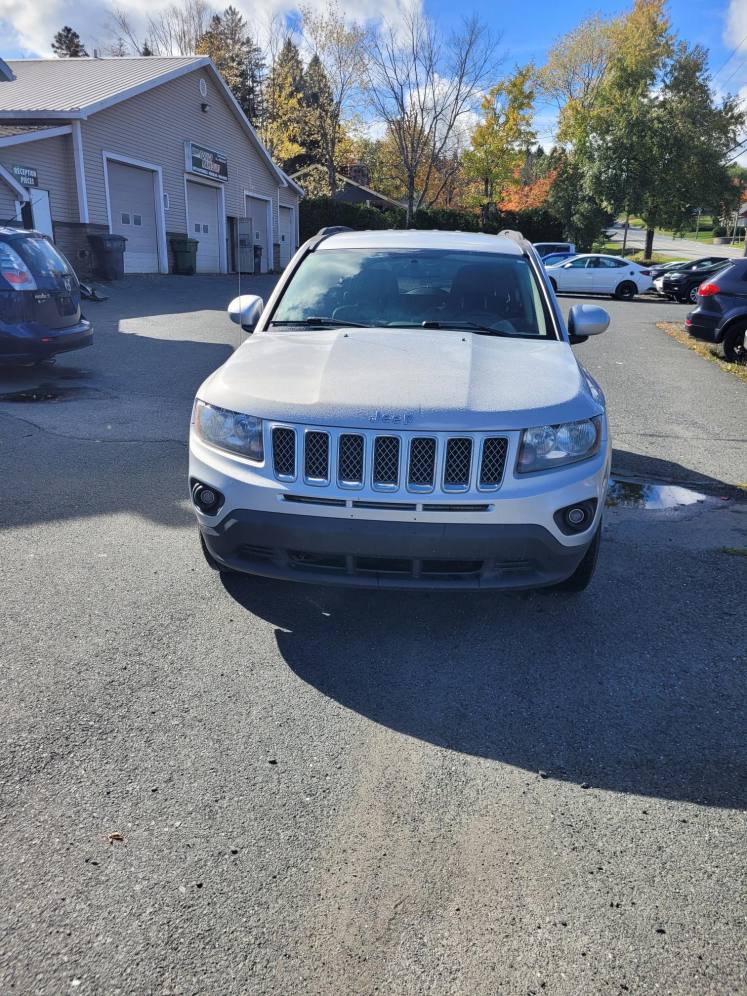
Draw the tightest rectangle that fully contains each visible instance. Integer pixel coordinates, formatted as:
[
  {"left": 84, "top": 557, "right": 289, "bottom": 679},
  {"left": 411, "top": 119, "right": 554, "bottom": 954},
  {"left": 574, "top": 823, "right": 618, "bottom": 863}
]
[
  {"left": 0, "top": 227, "right": 92, "bottom": 364},
  {"left": 686, "top": 258, "right": 747, "bottom": 363},
  {"left": 659, "top": 256, "right": 730, "bottom": 304}
]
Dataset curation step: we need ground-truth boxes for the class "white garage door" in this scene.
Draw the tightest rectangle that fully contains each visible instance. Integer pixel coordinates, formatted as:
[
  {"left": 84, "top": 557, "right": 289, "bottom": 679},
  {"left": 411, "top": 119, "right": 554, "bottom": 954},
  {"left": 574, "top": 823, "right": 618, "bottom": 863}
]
[
  {"left": 107, "top": 161, "right": 159, "bottom": 273},
  {"left": 187, "top": 181, "right": 221, "bottom": 273},
  {"left": 279, "top": 205, "right": 294, "bottom": 267}
]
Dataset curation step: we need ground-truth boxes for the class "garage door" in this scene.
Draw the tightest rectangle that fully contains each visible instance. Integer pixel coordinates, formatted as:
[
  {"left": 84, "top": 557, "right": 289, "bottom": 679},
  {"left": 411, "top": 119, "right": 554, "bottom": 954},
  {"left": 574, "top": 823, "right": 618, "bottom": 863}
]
[
  {"left": 279, "top": 205, "right": 294, "bottom": 267},
  {"left": 187, "top": 181, "right": 221, "bottom": 273},
  {"left": 107, "top": 161, "right": 159, "bottom": 273},
  {"left": 246, "top": 196, "right": 269, "bottom": 273}
]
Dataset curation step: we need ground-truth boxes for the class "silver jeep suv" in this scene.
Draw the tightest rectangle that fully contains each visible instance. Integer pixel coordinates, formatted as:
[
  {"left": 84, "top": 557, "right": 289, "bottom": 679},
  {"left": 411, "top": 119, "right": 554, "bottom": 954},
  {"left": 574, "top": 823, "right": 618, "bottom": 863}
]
[{"left": 189, "top": 228, "right": 611, "bottom": 591}]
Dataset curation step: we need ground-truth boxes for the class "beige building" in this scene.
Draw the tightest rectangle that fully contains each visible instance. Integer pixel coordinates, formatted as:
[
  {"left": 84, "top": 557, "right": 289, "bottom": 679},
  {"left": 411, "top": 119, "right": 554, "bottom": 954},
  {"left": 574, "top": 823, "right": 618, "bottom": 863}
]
[{"left": 0, "top": 56, "right": 302, "bottom": 278}]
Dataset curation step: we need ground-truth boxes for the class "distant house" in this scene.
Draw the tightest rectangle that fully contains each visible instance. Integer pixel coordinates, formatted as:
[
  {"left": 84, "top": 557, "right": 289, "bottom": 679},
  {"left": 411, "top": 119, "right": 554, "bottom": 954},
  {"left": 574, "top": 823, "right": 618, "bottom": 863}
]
[
  {"left": 0, "top": 56, "right": 302, "bottom": 276},
  {"left": 290, "top": 163, "right": 404, "bottom": 212}
]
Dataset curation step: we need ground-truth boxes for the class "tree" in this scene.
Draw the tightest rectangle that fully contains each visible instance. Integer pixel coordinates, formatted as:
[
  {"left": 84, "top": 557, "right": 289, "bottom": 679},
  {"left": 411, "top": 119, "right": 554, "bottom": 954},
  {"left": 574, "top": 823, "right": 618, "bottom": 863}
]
[
  {"left": 583, "top": 0, "right": 744, "bottom": 257},
  {"left": 462, "top": 65, "right": 536, "bottom": 227},
  {"left": 546, "top": 152, "right": 612, "bottom": 250},
  {"left": 536, "top": 14, "right": 616, "bottom": 145},
  {"left": 196, "top": 7, "right": 265, "bottom": 123},
  {"left": 110, "top": 0, "right": 212, "bottom": 56},
  {"left": 51, "top": 27, "right": 88, "bottom": 57},
  {"left": 300, "top": 1, "right": 367, "bottom": 194},
  {"left": 366, "top": 4, "right": 498, "bottom": 223},
  {"left": 261, "top": 36, "right": 305, "bottom": 167}
]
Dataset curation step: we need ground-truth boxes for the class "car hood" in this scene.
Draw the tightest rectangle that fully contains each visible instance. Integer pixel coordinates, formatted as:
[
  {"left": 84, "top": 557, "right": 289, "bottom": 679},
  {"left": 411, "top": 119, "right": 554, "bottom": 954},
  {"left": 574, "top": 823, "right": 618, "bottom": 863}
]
[{"left": 199, "top": 327, "right": 602, "bottom": 431}]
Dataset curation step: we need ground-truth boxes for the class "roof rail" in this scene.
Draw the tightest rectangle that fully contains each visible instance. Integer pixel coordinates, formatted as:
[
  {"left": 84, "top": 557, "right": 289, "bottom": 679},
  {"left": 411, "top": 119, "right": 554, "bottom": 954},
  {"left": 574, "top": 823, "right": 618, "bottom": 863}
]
[
  {"left": 306, "top": 225, "right": 354, "bottom": 251},
  {"left": 497, "top": 229, "right": 527, "bottom": 245}
]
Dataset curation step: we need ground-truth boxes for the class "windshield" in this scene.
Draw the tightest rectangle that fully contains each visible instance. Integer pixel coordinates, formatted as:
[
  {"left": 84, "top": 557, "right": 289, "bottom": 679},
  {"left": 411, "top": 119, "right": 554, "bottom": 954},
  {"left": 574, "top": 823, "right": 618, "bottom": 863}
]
[{"left": 271, "top": 248, "right": 554, "bottom": 338}]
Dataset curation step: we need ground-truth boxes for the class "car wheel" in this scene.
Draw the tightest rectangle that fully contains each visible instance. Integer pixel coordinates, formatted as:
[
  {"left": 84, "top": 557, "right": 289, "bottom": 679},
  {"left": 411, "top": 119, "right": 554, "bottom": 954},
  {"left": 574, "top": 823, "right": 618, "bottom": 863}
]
[
  {"left": 199, "top": 530, "right": 237, "bottom": 574},
  {"left": 688, "top": 285, "right": 699, "bottom": 305},
  {"left": 722, "top": 321, "right": 747, "bottom": 364},
  {"left": 614, "top": 281, "right": 636, "bottom": 300},
  {"left": 550, "top": 524, "right": 601, "bottom": 593}
]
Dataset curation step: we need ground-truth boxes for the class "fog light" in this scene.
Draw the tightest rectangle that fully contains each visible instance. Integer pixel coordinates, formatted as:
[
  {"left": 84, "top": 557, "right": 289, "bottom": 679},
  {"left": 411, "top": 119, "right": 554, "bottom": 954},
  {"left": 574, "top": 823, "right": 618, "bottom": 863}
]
[
  {"left": 190, "top": 479, "right": 224, "bottom": 516},
  {"left": 566, "top": 506, "right": 587, "bottom": 526},
  {"left": 553, "top": 498, "right": 598, "bottom": 536}
]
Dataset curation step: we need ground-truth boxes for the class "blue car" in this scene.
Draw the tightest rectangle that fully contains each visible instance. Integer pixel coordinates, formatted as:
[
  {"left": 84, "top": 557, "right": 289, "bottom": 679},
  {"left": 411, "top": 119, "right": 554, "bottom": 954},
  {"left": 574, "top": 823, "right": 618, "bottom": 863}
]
[{"left": 0, "top": 227, "right": 92, "bottom": 364}]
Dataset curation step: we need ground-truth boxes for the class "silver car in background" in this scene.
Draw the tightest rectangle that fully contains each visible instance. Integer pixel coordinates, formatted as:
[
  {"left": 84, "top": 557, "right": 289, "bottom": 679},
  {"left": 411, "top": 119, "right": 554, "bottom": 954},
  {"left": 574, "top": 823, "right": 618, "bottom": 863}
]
[{"left": 189, "top": 228, "right": 611, "bottom": 592}]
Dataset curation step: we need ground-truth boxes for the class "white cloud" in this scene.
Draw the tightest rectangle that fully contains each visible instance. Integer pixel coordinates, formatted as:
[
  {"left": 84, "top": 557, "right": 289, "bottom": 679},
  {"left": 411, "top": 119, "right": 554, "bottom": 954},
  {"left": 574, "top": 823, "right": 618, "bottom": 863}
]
[{"left": 0, "top": 0, "right": 418, "bottom": 58}]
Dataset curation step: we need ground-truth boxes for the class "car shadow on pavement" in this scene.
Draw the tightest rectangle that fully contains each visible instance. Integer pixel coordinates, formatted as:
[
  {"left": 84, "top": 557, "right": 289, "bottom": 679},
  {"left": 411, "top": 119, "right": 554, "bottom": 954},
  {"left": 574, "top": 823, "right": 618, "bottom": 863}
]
[
  {"left": 223, "top": 559, "right": 745, "bottom": 810},
  {"left": 222, "top": 451, "right": 745, "bottom": 810}
]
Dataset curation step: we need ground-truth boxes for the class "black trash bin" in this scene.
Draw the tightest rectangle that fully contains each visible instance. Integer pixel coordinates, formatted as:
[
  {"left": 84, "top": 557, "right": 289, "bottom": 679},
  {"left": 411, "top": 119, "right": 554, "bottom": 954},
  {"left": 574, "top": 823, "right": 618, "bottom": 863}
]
[
  {"left": 88, "top": 233, "right": 127, "bottom": 280},
  {"left": 253, "top": 244, "right": 263, "bottom": 273},
  {"left": 170, "top": 237, "right": 199, "bottom": 276}
]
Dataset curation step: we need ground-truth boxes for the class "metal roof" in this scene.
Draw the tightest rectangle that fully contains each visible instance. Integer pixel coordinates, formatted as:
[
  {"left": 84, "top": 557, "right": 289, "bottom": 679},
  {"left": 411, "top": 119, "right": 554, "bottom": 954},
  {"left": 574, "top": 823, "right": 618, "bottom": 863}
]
[{"left": 0, "top": 57, "right": 206, "bottom": 116}]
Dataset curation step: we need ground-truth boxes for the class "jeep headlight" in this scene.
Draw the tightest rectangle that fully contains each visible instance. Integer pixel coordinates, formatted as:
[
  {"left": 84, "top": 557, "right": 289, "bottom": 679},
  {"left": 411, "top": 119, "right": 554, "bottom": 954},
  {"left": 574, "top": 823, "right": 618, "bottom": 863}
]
[
  {"left": 517, "top": 417, "right": 601, "bottom": 473},
  {"left": 193, "top": 400, "right": 264, "bottom": 462}
]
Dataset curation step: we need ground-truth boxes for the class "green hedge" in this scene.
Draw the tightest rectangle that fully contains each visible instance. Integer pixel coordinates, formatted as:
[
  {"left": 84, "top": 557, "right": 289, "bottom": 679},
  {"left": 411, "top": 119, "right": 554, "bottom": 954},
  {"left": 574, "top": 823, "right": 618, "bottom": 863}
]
[{"left": 299, "top": 197, "right": 565, "bottom": 244}]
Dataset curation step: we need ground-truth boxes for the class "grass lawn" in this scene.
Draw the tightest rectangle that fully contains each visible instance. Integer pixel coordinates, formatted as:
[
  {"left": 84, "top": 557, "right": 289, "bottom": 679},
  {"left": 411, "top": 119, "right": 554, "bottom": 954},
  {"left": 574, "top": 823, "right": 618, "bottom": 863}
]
[
  {"left": 657, "top": 321, "right": 747, "bottom": 385},
  {"left": 593, "top": 240, "right": 684, "bottom": 264}
]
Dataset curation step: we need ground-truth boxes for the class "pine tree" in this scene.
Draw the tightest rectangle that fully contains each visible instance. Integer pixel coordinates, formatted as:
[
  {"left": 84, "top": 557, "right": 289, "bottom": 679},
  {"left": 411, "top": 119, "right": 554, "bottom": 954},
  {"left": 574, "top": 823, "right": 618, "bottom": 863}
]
[
  {"left": 261, "top": 39, "right": 305, "bottom": 167},
  {"left": 51, "top": 26, "right": 88, "bottom": 58},
  {"left": 195, "top": 7, "right": 265, "bottom": 124}
]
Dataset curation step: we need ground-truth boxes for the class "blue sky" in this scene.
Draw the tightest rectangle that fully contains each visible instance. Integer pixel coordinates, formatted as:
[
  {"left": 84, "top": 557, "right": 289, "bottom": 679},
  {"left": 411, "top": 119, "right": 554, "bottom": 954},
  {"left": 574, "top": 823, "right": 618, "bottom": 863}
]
[{"left": 1, "top": 0, "right": 745, "bottom": 153}]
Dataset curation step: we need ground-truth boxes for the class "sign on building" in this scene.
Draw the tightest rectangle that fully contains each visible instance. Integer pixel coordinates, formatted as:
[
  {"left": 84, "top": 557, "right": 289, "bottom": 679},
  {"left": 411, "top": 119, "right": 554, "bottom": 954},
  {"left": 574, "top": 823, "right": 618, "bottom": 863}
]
[
  {"left": 185, "top": 142, "right": 228, "bottom": 182},
  {"left": 11, "top": 164, "right": 38, "bottom": 187}
]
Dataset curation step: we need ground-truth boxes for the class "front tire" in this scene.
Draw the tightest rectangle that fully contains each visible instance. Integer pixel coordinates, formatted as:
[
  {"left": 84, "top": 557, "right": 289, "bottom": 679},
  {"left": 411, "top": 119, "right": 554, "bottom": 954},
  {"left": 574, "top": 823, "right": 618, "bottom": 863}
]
[
  {"left": 614, "top": 281, "right": 636, "bottom": 300},
  {"left": 551, "top": 525, "right": 601, "bottom": 593},
  {"left": 722, "top": 321, "right": 747, "bottom": 364}
]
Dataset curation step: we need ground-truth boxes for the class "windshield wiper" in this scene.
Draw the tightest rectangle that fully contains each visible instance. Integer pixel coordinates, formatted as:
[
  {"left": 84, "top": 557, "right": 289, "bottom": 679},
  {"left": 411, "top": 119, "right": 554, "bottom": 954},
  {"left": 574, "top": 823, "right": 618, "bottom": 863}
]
[
  {"left": 388, "top": 320, "right": 516, "bottom": 337},
  {"left": 270, "top": 316, "right": 369, "bottom": 328}
]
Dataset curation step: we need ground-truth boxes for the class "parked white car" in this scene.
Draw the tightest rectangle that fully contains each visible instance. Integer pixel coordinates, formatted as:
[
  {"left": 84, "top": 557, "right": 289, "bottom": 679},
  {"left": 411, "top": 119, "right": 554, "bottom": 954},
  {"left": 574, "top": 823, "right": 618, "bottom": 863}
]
[
  {"left": 545, "top": 254, "right": 653, "bottom": 299},
  {"left": 189, "top": 229, "right": 612, "bottom": 593}
]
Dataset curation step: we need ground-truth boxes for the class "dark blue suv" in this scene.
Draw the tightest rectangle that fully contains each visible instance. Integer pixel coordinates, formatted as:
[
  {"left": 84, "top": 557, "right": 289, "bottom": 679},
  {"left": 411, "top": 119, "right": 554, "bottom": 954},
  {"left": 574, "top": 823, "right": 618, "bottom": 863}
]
[
  {"left": 686, "top": 258, "right": 747, "bottom": 364},
  {"left": 0, "top": 227, "right": 92, "bottom": 364}
]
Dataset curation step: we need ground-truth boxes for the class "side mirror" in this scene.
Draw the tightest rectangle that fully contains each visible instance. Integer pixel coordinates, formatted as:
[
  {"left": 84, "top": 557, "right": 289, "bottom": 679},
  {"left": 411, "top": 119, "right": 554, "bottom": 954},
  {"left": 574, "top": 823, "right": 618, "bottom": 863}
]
[
  {"left": 228, "top": 294, "right": 264, "bottom": 333},
  {"left": 567, "top": 304, "right": 610, "bottom": 345}
]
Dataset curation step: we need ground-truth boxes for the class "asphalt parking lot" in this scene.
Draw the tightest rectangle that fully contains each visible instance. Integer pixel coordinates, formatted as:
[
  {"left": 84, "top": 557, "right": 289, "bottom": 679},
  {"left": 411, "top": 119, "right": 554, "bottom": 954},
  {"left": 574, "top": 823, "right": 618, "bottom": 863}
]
[{"left": 1, "top": 276, "right": 745, "bottom": 995}]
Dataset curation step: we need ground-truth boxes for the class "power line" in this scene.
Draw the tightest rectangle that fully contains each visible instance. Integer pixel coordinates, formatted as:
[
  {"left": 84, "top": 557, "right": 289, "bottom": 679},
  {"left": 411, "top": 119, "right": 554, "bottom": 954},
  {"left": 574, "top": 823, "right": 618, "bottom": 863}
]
[
  {"left": 720, "top": 50, "right": 747, "bottom": 89},
  {"left": 711, "top": 32, "right": 747, "bottom": 81}
]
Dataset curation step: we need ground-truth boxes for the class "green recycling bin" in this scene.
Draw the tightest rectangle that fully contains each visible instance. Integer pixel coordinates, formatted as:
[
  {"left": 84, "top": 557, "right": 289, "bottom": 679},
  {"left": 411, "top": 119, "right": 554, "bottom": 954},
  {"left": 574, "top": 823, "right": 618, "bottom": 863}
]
[
  {"left": 171, "top": 237, "right": 199, "bottom": 276},
  {"left": 87, "top": 233, "right": 127, "bottom": 280}
]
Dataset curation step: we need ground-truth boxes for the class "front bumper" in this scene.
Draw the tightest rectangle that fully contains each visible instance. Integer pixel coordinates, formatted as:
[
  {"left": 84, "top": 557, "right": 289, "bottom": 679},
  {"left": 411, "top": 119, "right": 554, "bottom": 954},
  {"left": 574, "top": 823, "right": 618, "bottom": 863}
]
[
  {"left": 0, "top": 318, "right": 93, "bottom": 363},
  {"left": 200, "top": 508, "right": 595, "bottom": 589},
  {"left": 191, "top": 430, "right": 611, "bottom": 590}
]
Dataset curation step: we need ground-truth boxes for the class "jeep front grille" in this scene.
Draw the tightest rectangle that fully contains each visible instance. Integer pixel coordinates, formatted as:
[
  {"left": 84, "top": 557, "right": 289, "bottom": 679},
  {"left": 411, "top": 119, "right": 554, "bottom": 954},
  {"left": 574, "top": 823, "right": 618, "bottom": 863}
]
[
  {"left": 270, "top": 425, "right": 509, "bottom": 494},
  {"left": 373, "top": 436, "right": 400, "bottom": 487},
  {"left": 479, "top": 437, "right": 508, "bottom": 488},
  {"left": 408, "top": 437, "right": 436, "bottom": 489},
  {"left": 272, "top": 427, "right": 296, "bottom": 479},
  {"left": 338, "top": 433, "right": 364, "bottom": 486},
  {"left": 444, "top": 437, "right": 472, "bottom": 489},
  {"left": 304, "top": 431, "right": 329, "bottom": 482}
]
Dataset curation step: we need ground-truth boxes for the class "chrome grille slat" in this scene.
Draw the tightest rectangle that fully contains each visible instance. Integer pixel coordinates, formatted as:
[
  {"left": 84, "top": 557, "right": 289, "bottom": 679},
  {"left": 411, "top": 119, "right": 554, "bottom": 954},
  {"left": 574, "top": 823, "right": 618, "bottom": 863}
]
[
  {"left": 338, "top": 433, "right": 364, "bottom": 486},
  {"left": 479, "top": 437, "right": 508, "bottom": 489},
  {"left": 272, "top": 427, "right": 296, "bottom": 479},
  {"left": 408, "top": 437, "right": 436, "bottom": 490},
  {"left": 304, "top": 431, "right": 330, "bottom": 483},
  {"left": 444, "top": 437, "right": 472, "bottom": 489},
  {"left": 373, "top": 436, "right": 400, "bottom": 487}
]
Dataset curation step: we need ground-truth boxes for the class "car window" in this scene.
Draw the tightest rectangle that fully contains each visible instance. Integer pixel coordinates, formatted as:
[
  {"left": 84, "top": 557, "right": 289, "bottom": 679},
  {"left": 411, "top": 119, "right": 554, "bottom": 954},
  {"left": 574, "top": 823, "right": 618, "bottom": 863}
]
[
  {"left": 270, "top": 248, "right": 555, "bottom": 338},
  {"left": 14, "top": 236, "right": 72, "bottom": 278},
  {"left": 565, "top": 257, "right": 589, "bottom": 268},
  {"left": 594, "top": 257, "right": 626, "bottom": 268}
]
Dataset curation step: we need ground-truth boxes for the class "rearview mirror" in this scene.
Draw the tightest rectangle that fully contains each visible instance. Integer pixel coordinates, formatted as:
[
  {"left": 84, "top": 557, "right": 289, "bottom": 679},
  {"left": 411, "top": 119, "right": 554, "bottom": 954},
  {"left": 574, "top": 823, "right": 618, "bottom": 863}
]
[
  {"left": 228, "top": 294, "right": 264, "bottom": 333},
  {"left": 567, "top": 304, "right": 610, "bottom": 345}
]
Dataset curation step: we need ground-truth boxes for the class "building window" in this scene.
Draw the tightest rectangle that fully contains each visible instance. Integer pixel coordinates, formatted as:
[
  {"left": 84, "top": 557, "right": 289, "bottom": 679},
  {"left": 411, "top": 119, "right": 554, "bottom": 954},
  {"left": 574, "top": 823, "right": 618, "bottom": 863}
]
[
  {"left": 202, "top": 224, "right": 209, "bottom": 233},
  {"left": 121, "top": 212, "right": 130, "bottom": 225},
  {"left": 133, "top": 215, "right": 142, "bottom": 226},
  {"left": 194, "top": 223, "right": 200, "bottom": 233}
]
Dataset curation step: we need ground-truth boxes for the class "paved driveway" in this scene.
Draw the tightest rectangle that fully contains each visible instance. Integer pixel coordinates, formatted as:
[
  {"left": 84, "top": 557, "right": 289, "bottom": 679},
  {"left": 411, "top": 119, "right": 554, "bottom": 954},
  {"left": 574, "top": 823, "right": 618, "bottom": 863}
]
[
  {"left": 0, "top": 277, "right": 745, "bottom": 995},
  {"left": 608, "top": 226, "right": 745, "bottom": 260}
]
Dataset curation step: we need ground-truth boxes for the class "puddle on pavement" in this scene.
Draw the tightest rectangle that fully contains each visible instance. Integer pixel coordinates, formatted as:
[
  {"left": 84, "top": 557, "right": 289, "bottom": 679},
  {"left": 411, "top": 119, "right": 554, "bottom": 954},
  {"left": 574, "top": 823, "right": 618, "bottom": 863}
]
[
  {"left": 607, "top": 478, "right": 717, "bottom": 509},
  {"left": 0, "top": 384, "right": 104, "bottom": 403}
]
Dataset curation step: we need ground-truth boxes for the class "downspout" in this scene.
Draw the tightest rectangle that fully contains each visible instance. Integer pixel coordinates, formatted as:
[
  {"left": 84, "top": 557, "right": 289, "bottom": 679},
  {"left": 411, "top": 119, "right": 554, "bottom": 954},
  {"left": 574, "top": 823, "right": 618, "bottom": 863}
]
[{"left": 71, "top": 120, "right": 89, "bottom": 224}]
